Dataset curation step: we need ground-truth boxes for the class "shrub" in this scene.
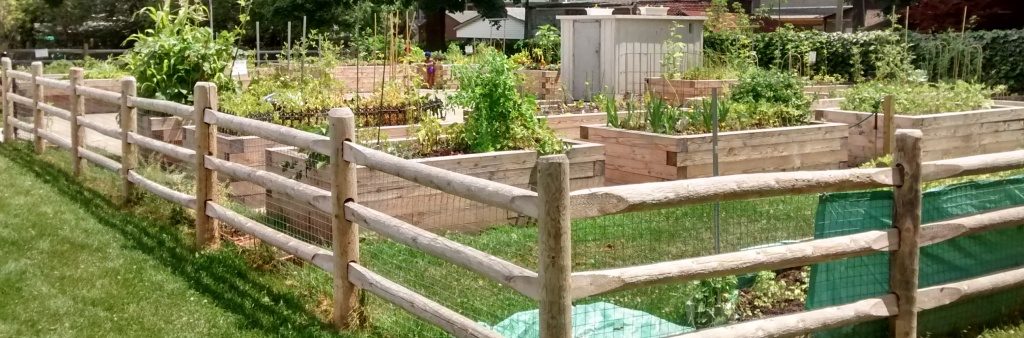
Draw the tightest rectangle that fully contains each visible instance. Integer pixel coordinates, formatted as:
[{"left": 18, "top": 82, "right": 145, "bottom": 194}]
[
  {"left": 449, "top": 49, "right": 564, "bottom": 155},
  {"left": 122, "top": 0, "right": 239, "bottom": 104},
  {"left": 840, "top": 80, "right": 1003, "bottom": 115},
  {"left": 714, "top": 26, "right": 914, "bottom": 83}
]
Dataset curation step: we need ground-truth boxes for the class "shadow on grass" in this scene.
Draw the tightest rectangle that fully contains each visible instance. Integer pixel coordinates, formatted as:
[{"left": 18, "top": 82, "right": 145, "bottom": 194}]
[{"left": 0, "top": 144, "right": 341, "bottom": 337}]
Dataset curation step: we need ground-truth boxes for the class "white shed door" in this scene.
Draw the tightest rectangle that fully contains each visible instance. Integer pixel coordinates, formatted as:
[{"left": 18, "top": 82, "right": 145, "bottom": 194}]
[{"left": 572, "top": 20, "right": 601, "bottom": 101}]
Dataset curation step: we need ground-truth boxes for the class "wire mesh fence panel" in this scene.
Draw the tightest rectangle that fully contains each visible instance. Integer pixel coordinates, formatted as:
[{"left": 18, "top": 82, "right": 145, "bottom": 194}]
[
  {"left": 572, "top": 193, "right": 820, "bottom": 272},
  {"left": 568, "top": 191, "right": 862, "bottom": 337}
]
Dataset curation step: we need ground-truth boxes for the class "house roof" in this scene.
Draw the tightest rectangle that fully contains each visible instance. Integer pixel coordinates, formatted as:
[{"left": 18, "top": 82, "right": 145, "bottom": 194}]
[{"left": 450, "top": 7, "right": 527, "bottom": 31}]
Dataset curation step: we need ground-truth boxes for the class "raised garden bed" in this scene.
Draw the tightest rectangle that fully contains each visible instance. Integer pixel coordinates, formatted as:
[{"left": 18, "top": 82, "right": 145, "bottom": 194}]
[
  {"left": 184, "top": 126, "right": 281, "bottom": 207},
  {"left": 137, "top": 116, "right": 184, "bottom": 144},
  {"left": 264, "top": 140, "right": 605, "bottom": 238},
  {"left": 645, "top": 78, "right": 737, "bottom": 106},
  {"left": 803, "top": 84, "right": 850, "bottom": 99},
  {"left": 360, "top": 110, "right": 622, "bottom": 140},
  {"left": 817, "top": 105, "right": 1024, "bottom": 164},
  {"left": 519, "top": 69, "right": 563, "bottom": 100},
  {"left": 581, "top": 123, "right": 848, "bottom": 184}
]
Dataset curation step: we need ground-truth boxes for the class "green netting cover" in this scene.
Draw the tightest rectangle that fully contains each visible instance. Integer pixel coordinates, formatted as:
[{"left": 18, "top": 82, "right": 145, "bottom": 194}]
[
  {"left": 806, "top": 175, "right": 1024, "bottom": 337},
  {"left": 482, "top": 302, "right": 694, "bottom": 338}
]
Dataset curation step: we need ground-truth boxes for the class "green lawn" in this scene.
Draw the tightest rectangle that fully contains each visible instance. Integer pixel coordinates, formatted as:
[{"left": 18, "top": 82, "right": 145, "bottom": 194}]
[{"left": 0, "top": 143, "right": 343, "bottom": 337}]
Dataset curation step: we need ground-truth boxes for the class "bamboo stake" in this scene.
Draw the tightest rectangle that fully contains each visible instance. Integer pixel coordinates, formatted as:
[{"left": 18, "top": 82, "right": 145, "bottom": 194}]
[
  {"left": 120, "top": 77, "right": 138, "bottom": 203},
  {"left": 890, "top": 129, "right": 923, "bottom": 338},
  {"left": 537, "top": 155, "right": 571, "bottom": 338},
  {"left": 1, "top": 57, "right": 11, "bottom": 142},
  {"left": 31, "top": 62, "right": 44, "bottom": 153},
  {"left": 194, "top": 82, "right": 220, "bottom": 249},
  {"left": 69, "top": 68, "right": 85, "bottom": 176},
  {"left": 329, "top": 107, "right": 361, "bottom": 329}
]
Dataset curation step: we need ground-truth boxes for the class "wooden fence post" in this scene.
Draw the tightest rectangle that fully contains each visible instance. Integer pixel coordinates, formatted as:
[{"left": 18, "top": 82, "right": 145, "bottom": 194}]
[
  {"left": 890, "top": 128, "right": 923, "bottom": 338},
  {"left": 537, "top": 154, "right": 572, "bottom": 338},
  {"left": 1, "top": 57, "right": 10, "bottom": 143},
  {"left": 119, "top": 77, "right": 138, "bottom": 202},
  {"left": 882, "top": 95, "right": 895, "bottom": 156},
  {"left": 69, "top": 68, "right": 85, "bottom": 176},
  {"left": 31, "top": 62, "right": 44, "bottom": 154},
  {"left": 328, "top": 107, "right": 361, "bottom": 329},
  {"left": 194, "top": 82, "right": 220, "bottom": 249}
]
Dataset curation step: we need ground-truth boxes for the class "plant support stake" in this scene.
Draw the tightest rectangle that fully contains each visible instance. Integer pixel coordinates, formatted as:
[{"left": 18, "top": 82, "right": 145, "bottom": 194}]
[{"left": 712, "top": 88, "right": 721, "bottom": 254}]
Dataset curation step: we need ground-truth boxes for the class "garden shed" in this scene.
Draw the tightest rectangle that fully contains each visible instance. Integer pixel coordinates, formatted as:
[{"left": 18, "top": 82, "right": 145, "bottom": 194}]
[{"left": 558, "top": 14, "right": 706, "bottom": 100}]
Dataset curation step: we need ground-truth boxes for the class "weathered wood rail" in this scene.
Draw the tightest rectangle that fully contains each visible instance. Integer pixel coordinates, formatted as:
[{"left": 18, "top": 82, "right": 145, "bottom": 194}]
[{"left": 4, "top": 56, "right": 1024, "bottom": 338}]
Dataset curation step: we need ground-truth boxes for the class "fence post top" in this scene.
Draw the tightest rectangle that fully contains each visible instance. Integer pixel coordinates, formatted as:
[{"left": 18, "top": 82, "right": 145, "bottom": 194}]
[
  {"left": 538, "top": 154, "right": 570, "bottom": 164},
  {"left": 69, "top": 67, "right": 84, "bottom": 75},
  {"left": 119, "top": 76, "right": 137, "bottom": 84},
  {"left": 194, "top": 81, "right": 217, "bottom": 91},
  {"left": 1, "top": 57, "right": 10, "bottom": 68},
  {"left": 328, "top": 107, "right": 354, "bottom": 118},
  {"left": 895, "top": 129, "right": 923, "bottom": 139}
]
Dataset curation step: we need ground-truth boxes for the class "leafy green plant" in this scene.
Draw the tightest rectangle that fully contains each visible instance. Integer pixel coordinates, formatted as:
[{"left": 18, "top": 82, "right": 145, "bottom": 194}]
[
  {"left": 449, "top": 49, "right": 564, "bottom": 155},
  {"left": 646, "top": 97, "right": 682, "bottom": 135},
  {"left": 680, "top": 276, "right": 739, "bottom": 328},
  {"left": 840, "top": 80, "right": 1004, "bottom": 115},
  {"left": 122, "top": 0, "right": 241, "bottom": 104},
  {"left": 514, "top": 24, "right": 560, "bottom": 70},
  {"left": 731, "top": 25, "right": 914, "bottom": 83},
  {"left": 595, "top": 93, "right": 619, "bottom": 128},
  {"left": 737, "top": 269, "right": 808, "bottom": 319}
]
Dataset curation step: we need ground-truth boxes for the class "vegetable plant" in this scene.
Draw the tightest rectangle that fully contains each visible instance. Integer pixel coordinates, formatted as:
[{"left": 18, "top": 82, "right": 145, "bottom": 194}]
[
  {"left": 840, "top": 80, "right": 1003, "bottom": 115},
  {"left": 122, "top": 0, "right": 241, "bottom": 104},
  {"left": 449, "top": 48, "right": 564, "bottom": 155}
]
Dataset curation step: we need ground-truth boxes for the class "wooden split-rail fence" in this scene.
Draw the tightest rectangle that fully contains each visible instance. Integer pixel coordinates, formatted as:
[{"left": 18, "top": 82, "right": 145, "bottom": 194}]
[{"left": 4, "top": 57, "right": 1024, "bottom": 337}]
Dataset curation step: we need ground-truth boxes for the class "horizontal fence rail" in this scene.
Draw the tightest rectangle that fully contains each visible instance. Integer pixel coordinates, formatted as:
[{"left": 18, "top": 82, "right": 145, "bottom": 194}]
[
  {"left": 126, "top": 132, "right": 195, "bottom": 162},
  {"left": 75, "top": 85, "right": 122, "bottom": 104},
  {"left": 347, "top": 263, "right": 505, "bottom": 338},
  {"left": 345, "top": 202, "right": 541, "bottom": 299},
  {"left": 203, "top": 109, "right": 332, "bottom": 154},
  {"left": 206, "top": 202, "right": 336, "bottom": 272},
  {"left": 131, "top": 97, "right": 193, "bottom": 119},
  {"left": 570, "top": 168, "right": 896, "bottom": 218},
  {"left": 34, "top": 76, "right": 71, "bottom": 91},
  {"left": 571, "top": 229, "right": 898, "bottom": 299},
  {"left": 344, "top": 141, "right": 541, "bottom": 218},
  {"left": 79, "top": 118, "right": 121, "bottom": 139},
  {"left": 204, "top": 156, "right": 332, "bottom": 213}
]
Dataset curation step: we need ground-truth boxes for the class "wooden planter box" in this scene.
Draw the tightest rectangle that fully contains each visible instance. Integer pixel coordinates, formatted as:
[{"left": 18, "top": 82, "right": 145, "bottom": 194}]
[
  {"left": 184, "top": 126, "right": 281, "bottom": 207},
  {"left": 803, "top": 84, "right": 850, "bottom": 99},
  {"left": 14, "top": 78, "right": 121, "bottom": 115},
  {"left": 519, "top": 69, "right": 563, "bottom": 100},
  {"left": 581, "top": 123, "right": 848, "bottom": 185},
  {"left": 645, "top": 78, "right": 736, "bottom": 105},
  {"left": 359, "top": 111, "right": 620, "bottom": 141},
  {"left": 137, "top": 116, "right": 184, "bottom": 144},
  {"left": 817, "top": 105, "right": 1024, "bottom": 165},
  {"left": 264, "top": 141, "right": 605, "bottom": 238}
]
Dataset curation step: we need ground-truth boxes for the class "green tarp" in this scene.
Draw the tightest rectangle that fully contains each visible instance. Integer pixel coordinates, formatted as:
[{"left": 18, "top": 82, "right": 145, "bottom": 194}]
[
  {"left": 483, "top": 302, "right": 694, "bottom": 337},
  {"left": 807, "top": 175, "right": 1024, "bottom": 337}
]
